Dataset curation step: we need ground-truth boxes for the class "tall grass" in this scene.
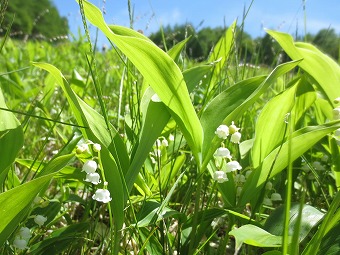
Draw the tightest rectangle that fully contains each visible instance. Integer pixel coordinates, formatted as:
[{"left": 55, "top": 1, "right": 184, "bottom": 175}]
[{"left": 0, "top": 0, "right": 340, "bottom": 254}]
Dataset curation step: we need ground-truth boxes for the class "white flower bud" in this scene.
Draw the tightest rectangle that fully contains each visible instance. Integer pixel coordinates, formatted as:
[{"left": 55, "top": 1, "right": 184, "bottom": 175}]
[
  {"left": 333, "top": 107, "right": 340, "bottom": 120},
  {"left": 213, "top": 171, "right": 228, "bottom": 183},
  {"left": 271, "top": 192, "right": 282, "bottom": 201},
  {"left": 92, "top": 189, "right": 112, "bottom": 203},
  {"left": 312, "top": 161, "right": 325, "bottom": 171},
  {"left": 13, "top": 238, "right": 28, "bottom": 250},
  {"left": 18, "top": 227, "right": 31, "bottom": 240},
  {"left": 82, "top": 160, "right": 98, "bottom": 173},
  {"left": 263, "top": 197, "right": 273, "bottom": 206},
  {"left": 93, "top": 143, "right": 101, "bottom": 152},
  {"left": 76, "top": 143, "right": 89, "bottom": 154},
  {"left": 234, "top": 174, "right": 246, "bottom": 183},
  {"left": 34, "top": 215, "right": 47, "bottom": 226},
  {"left": 84, "top": 172, "right": 101, "bottom": 185},
  {"left": 335, "top": 128, "right": 340, "bottom": 137},
  {"left": 230, "top": 132, "right": 241, "bottom": 143},
  {"left": 225, "top": 161, "right": 242, "bottom": 172},
  {"left": 265, "top": 181, "right": 273, "bottom": 190},
  {"left": 214, "top": 147, "right": 232, "bottom": 159},
  {"left": 215, "top": 125, "right": 229, "bottom": 139},
  {"left": 228, "top": 121, "right": 240, "bottom": 134}
]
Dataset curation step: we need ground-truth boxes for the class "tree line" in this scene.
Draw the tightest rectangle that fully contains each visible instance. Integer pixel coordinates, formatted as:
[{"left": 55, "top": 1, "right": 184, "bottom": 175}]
[
  {"left": 149, "top": 24, "right": 340, "bottom": 65},
  {"left": 1, "top": 0, "right": 338, "bottom": 65},
  {"left": 0, "top": 0, "right": 68, "bottom": 41}
]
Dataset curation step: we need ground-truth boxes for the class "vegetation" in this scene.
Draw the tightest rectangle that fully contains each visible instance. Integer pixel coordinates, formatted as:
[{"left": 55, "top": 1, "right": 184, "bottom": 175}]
[
  {"left": 1, "top": 0, "right": 340, "bottom": 254},
  {"left": 1, "top": 0, "right": 68, "bottom": 40}
]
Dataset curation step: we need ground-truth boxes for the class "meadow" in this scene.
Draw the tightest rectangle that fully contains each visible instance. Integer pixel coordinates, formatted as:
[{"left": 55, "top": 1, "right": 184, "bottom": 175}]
[{"left": 1, "top": 0, "right": 340, "bottom": 254}]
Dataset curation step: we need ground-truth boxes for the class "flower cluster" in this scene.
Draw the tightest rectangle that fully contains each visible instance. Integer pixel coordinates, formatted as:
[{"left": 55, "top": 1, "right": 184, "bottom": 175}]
[
  {"left": 12, "top": 214, "right": 47, "bottom": 250},
  {"left": 12, "top": 227, "right": 31, "bottom": 250},
  {"left": 77, "top": 140, "right": 111, "bottom": 203},
  {"left": 150, "top": 136, "right": 172, "bottom": 164},
  {"left": 81, "top": 159, "right": 112, "bottom": 203},
  {"left": 213, "top": 122, "right": 242, "bottom": 184},
  {"left": 262, "top": 181, "right": 283, "bottom": 207}
]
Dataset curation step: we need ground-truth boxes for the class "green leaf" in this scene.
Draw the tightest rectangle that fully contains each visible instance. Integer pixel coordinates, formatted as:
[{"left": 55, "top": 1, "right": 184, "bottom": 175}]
[
  {"left": 229, "top": 224, "right": 283, "bottom": 251},
  {"left": 29, "top": 223, "right": 89, "bottom": 255},
  {"left": 126, "top": 87, "right": 170, "bottom": 191},
  {"left": 267, "top": 30, "right": 340, "bottom": 107},
  {"left": 240, "top": 120, "right": 340, "bottom": 206},
  {"left": 317, "top": 221, "right": 340, "bottom": 255},
  {"left": 0, "top": 173, "right": 55, "bottom": 247},
  {"left": 36, "top": 153, "right": 75, "bottom": 177},
  {"left": 264, "top": 203, "right": 324, "bottom": 242},
  {"left": 78, "top": 0, "right": 203, "bottom": 163},
  {"left": 0, "top": 88, "right": 23, "bottom": 178},
  {"left": 251, "top": 79, "right": 299, "bottom": 168},
  {"left": 32, "top": 62, "right": 126, "bottom": 253},
  {"left": 201, "top": 60, "right": 300, "bottom": 167},
  {"left": 302, "top": 191, "right": 340, "bottom": 255}
]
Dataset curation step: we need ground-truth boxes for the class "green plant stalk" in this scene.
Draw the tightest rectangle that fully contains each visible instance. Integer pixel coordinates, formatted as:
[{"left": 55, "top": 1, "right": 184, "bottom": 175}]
[
  {"left": 188, "top": 173, "right": 204, "bottom": 255},
  {"left": 302, "top": 191, "right": 340, "bottom": 255},
  {"left": 98, "top": 151, "right": 114, "bottom": 254},
  {"left": 282, "top": 113, "right": 294, "bottom": 254}
]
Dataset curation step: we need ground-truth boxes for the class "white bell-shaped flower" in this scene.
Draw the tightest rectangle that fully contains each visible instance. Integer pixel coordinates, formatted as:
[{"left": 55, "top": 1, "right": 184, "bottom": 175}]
[
  {"left": 333, "top": 107, "right": 340, "bottom": 120},
  {"left": 92, "top": 189, "right": 112, "bottom": 203},
  {"left": 225, "top": 161, "right": 242, "bottom": 172},
  {"left": 93, "top": 143, "right": 101, "bottom": 152},
  {"left": 214, "top": 147, "right": 232, "bottom": 159},
  {"left": 230, "top": 132, "right": 241, "bottom": 143},
  {"left": 215, "top": 125, "right": 229, "bottom": 139},
  {"left": 213, "top": 171, "right": 228, "bottom": 183},
  {"left": 271, "top": 192, "right": 283, "bottom": 201},
  {"left": 82, "top": 160, "right": 98, "bottom": 174},
  {"left": 34, "top": 215, "right": 47, "bottom": 226},
  {"left": 84, "top": 172, "right": 101, "bottom": 185},
  {"left": 228, "top": 121, "right": 240, "bottom": 134},
  {"left": 18, "top": 227, "right": 32, "bottom": 240},
  {"left": 13, "top": 238, "right": 28, "bottom": 250}
]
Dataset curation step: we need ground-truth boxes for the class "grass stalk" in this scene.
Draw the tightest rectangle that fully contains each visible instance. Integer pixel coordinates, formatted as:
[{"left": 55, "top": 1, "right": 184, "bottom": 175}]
[{"left": 282, "top": 112, "right": 294, "bottom": 254}]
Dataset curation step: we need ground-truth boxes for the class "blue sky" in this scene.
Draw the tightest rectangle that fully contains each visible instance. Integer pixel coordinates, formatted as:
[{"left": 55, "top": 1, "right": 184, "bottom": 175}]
[{"left": 53, "top": 0, "right": 340, "bottom": 46}]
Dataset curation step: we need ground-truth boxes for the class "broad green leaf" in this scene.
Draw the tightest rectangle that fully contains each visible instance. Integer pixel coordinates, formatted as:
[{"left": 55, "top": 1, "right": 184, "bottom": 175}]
[
  {"left": 316, "top": 221, "right": 340, "bottom": 255},
  {"left": 0, "top": 87, "right": 23, "bottom": 178},
  {"left": 29, "top": 223, "right": 89, "bottom": 255},
  {"left": 267, "top": 30, "right": 340, "bottom": 107},
  {"left": 0, "top": 173, "right": 55, "bottom": 247},
  {"left": 208, "top": 21, "right": 236, "bottom": 90},
  {"left": 126, "top": 87, "right": 170, "bottom": 191},
  {"left": 167, "top": 37, "right": 191, "bottom": 63},
  {"left": 181, "top": 208, "right": 227, "bottom": 251},
  {"left": 36, "top": 153, "right": 75, "bottom": 177},
  {"left": 183, "top": 64, "right": 213, "bottom": 93},
  {"left": 229, "top": 224, "right": 283, "bottom": 250},
  {"left": 32, "top": 62, "right": 125, "bottom": 253},
  {"left": 264, "top": 203, "right": 324, "bottom": 242},
  {"left": 161, "top": 153, "right": 186, "bottom": 189},
  {"left": 134, "top": 200, "right": 183, "bottom": 228},
  {"left": 78, "top": 0, "right": 203, "bottom": 163},
  {"left": 139, "top": 227, "right": 163, "bottom": 255},
  {"left": 302, "top": 191, "right": 340, "bottom": 255},
  {"left": 108, "top": 24, "right": 153, "bottom": 42},
  {"left": 201, "top": 60, "right": 300, "bottom": 167},
  {"left": 240, "top": 120, "right": 340, "bottom": 206},
  {"left": 251, "top": 79, "right": 299, "bottom": 168}
]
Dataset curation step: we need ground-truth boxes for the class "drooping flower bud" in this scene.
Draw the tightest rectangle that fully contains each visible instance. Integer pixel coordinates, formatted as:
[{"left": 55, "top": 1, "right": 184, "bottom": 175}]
[
  {"left": 82, "top": 160, "right": 98, "bottom": 174},
  {"left": 92, "top": 189, "right": 112, "bottom": 203}
]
